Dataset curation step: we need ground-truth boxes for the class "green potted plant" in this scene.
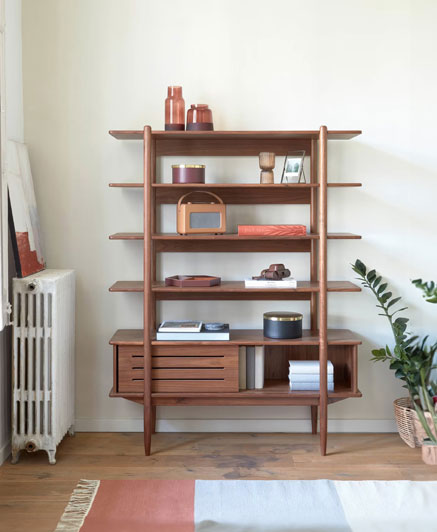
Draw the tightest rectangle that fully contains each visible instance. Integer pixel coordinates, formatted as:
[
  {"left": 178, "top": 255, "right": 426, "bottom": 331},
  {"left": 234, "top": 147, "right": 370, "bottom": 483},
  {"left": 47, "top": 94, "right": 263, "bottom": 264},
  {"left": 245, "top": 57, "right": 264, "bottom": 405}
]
[{"left": 352, "top": 260, "right": 437, "bottom": 465}]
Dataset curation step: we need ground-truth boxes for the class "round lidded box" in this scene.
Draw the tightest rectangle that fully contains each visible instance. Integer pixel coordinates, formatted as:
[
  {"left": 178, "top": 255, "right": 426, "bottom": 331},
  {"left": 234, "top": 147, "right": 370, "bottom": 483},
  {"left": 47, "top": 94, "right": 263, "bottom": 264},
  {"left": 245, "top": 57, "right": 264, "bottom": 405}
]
[
  {"left": 172, "top": 164, "right": 205, "bottom": 184},
  {"left": 263, "top": 311, "right": 303, "bottom": 339}
]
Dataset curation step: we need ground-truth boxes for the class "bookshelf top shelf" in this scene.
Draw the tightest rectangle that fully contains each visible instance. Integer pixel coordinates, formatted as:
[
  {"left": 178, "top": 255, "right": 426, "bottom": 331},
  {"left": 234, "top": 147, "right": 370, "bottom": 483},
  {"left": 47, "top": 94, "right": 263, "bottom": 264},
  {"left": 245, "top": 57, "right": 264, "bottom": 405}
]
[{"left": 109, "top": 130, "right": 362, "bottom": 140}]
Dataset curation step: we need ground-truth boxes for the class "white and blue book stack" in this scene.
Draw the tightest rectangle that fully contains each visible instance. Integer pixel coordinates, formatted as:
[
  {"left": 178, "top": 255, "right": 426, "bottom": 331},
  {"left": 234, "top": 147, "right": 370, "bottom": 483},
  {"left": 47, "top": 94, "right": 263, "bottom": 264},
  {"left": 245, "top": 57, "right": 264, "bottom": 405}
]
[{"left": 289, "top": 360, "right": 334, "bottom": 392}]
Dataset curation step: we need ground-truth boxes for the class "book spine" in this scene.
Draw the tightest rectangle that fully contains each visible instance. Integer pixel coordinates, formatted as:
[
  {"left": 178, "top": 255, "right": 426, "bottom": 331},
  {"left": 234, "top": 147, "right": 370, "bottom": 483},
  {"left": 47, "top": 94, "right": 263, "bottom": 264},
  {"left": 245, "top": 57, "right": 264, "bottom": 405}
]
[
  {"left": 254, "top": 346, "right": 265, "bottom": 389},
  {"left": 238, "top": 224, "right": 307, "bottom": 236},
  {"left": 246, "top": 347, "right": 255, "bottom": 390},
  {"left": 239, "top": 346, "right": 247, "bottom": 390}
]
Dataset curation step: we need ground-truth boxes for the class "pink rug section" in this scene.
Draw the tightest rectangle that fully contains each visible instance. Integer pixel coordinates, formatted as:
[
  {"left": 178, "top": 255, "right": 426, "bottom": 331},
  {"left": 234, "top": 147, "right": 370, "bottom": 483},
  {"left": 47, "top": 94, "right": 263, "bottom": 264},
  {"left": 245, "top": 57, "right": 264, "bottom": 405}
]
[{"left": 81, "top": 480, "right": 194, "bottom": 532}]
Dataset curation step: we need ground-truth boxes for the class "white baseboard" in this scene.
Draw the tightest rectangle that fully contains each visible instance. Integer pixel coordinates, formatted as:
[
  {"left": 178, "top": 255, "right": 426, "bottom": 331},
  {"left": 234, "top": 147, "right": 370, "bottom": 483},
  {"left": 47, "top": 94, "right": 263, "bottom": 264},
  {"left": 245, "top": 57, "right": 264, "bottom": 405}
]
[
  {"left": 0, "top": 440, "right": 11, "bottom": 465},
  {"left": 75, "top": 418, "right": 398, "bottom": 433}
]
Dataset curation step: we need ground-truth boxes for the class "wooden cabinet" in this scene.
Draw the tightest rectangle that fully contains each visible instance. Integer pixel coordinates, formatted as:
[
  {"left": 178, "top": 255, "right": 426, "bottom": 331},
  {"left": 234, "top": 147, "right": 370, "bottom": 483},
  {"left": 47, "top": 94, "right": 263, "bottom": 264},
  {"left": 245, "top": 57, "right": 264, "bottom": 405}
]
[
  {"left": 108, "top": 128, "right": 363, "bottom": 456},
  {"left": 116, "top": 345, "right": 239, "bottom": 394}
]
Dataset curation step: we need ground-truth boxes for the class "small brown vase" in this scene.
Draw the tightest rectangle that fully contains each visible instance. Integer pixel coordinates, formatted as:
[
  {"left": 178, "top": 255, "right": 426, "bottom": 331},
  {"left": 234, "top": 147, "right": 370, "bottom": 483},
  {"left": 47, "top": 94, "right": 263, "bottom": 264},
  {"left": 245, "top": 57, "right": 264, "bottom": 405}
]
[
  {"left": 259, "top": 152, "right": 275, "bottom": 184},
  {"left": 165, "top": 86, "right": 185, "bottom": 131}
]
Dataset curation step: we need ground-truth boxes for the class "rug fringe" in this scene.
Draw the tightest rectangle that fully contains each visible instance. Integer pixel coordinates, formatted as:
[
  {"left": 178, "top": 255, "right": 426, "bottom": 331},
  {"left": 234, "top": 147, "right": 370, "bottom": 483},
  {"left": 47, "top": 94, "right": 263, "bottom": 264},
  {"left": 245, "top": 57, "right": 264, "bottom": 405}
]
[{"left": 55, "top": 479, "right": 100, "bottom": 531}]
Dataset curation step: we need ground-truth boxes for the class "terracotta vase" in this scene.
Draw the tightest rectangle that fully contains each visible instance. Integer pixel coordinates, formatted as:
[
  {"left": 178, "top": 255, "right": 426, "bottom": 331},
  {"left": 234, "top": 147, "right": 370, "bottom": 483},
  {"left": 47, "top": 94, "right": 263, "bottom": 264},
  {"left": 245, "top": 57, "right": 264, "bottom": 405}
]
[
  {"left": 165, "top": 86, "right": 185, "bottom": 131},
  {"left": 413, "top": 410, "right": 437, "bottom": 445},
  {"left": 422, "top": 439, "right": 437, "bottom": 465}
]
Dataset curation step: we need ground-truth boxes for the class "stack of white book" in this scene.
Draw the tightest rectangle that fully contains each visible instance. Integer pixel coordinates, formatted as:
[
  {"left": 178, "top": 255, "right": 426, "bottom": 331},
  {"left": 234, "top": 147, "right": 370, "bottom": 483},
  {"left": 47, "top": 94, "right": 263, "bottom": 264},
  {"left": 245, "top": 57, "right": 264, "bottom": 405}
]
[
  {"left": 244, "top": 278, "right": 297, "bottom": 288},
  {"left": 289, "top": 360, "right": 334, "bottom": 391}
]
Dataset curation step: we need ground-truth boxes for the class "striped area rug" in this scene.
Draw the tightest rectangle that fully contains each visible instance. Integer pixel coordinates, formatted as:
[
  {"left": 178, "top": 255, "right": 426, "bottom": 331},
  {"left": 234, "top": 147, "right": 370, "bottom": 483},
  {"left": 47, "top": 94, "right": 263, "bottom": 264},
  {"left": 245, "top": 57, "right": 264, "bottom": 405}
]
[{"left": 56, "top": 479, "right": 437, "bottom": 531}]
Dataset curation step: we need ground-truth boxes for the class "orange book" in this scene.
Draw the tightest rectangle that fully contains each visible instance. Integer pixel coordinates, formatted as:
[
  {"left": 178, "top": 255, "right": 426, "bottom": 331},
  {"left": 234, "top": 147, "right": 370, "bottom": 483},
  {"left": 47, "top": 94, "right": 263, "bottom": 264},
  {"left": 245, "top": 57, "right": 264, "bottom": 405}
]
[{"left": 238, "top": 224, "right": 307, "bottom": 236}]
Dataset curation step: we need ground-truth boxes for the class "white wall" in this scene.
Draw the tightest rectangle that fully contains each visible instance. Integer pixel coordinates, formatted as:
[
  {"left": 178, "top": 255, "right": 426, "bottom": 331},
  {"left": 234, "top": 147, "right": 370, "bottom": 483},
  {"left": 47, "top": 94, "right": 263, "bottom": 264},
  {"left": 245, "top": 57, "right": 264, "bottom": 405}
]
[
  {"left": 1, "top": 0, "right": 22, "bottom": 463},
  {"left": 21, "top": 0, "right": 437, "bottom": 433}
]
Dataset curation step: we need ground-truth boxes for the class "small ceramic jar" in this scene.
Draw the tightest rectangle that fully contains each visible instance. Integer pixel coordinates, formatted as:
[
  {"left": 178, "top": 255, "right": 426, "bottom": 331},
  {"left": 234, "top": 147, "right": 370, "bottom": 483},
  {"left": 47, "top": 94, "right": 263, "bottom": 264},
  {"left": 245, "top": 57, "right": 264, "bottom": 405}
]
[
  {"left": 172, "top": 164, "right": 205, "bottom": 183},
  {"left": 187, "top": 104, "right": 214, "bottom": 131},
  {"left": 263, "top": 311, "right": 303, "bottom": 339}
]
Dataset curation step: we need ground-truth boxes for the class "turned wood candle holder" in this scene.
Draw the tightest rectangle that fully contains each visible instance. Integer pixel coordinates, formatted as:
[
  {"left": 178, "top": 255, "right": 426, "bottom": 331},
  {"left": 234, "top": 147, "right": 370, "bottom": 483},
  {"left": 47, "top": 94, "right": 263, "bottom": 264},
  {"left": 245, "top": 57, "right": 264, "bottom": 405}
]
[{"left": 259, "top": 152, "right": 275, "bottom": 184}]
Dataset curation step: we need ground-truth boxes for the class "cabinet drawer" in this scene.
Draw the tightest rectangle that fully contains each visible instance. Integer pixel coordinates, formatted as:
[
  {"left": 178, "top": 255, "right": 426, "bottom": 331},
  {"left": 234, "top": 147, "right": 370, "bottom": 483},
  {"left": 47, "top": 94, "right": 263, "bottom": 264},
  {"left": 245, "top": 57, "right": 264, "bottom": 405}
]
[{"left": 117, "top": 345, "right": 239, "bottom": 393}]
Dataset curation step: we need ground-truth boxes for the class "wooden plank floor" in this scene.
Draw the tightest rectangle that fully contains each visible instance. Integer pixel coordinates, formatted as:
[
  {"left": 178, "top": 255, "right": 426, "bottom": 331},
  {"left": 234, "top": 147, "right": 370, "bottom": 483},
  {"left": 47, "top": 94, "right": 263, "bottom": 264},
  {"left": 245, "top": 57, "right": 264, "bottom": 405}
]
[{"left": 0, "top": 432, "right": 434, "bottom": 532}]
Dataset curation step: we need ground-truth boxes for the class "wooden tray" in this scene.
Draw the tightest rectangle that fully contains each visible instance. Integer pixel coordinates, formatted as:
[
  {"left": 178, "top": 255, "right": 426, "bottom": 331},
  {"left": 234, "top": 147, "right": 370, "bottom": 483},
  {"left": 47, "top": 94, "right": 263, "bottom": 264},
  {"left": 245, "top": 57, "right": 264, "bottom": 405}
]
[{"left": 164, "top": 275, "right": 221, "bottom": 287}]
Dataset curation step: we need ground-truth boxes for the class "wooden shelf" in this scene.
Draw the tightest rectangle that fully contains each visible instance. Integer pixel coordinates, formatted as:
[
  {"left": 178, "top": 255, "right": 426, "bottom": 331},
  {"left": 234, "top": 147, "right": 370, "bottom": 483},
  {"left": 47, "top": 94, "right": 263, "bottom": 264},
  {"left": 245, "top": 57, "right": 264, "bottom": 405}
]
[
  {"left": 109, "top": 232, "right": 361, "bottom": 251},
  {"left": 109, "top": 381, "right": 362, "bottom": 404},
  {"left": 110, "top": 182, "right": 361, "bottom": 205},
  {"left": 109, "top": 130, "right": 361, "bottom": 157},
  {"left": 110, "top": 281, "right": 144, "bottom": 292},
  {"left": 110, "top": 183, "right": 362, "bottom": 188},
  {"left": 109, "top": 130, "right": 361, "bottom": 140},
  {"left": 109, "top": 280, "right": 361, "bottom": 300},
  {"left": 109, "top": 328, "right": 362, "bottom": 347},
  {"left": 152, "top": 380, "right": 362, "bottom": 400},
  {"left": 109, "top": 182, "right": 144, "bottom": 188},
  {"left": 152, "top": 233, "right": 361, "bottom": 253},
  {"left": 109, "top": 233, "right": 361, "bottom": 253},
  {"left": 109, "top": 233, "right": 143, "bottom": 240},
  {"left": 110, "top": 329, "right": 144, "bottom": 345}
]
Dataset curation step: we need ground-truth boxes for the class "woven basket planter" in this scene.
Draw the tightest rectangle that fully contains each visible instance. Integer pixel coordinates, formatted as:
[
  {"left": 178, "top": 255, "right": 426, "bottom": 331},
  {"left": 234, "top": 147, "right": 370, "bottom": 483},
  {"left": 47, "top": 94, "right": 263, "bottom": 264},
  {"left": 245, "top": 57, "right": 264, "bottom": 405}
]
[
  {"left": 394, "top": 397, "right": 423, "bottom": 448},
  {"left": 394, "top": 397, "right": 436, "bottom": 448}
]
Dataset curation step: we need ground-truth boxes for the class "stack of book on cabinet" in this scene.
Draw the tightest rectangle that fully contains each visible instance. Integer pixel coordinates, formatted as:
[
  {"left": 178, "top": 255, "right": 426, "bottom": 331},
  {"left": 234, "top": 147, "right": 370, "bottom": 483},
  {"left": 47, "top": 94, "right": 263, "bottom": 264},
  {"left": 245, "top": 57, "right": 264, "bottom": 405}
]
[
  {"left": 289, "top": 360, "right": 334, "bottom": 391},
  {"left": 239, "top": 346, "right": 265, "bottom": 390},
  {"left": 156, "top": 321, "right": 230, "bottom": 341}
]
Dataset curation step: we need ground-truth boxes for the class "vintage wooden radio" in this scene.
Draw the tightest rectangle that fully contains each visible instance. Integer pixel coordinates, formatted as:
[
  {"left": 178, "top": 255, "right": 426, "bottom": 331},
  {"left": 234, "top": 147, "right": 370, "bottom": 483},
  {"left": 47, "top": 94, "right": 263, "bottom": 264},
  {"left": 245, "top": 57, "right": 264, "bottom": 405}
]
[{"left": 177, "top": 191, "right": 226, "bottom": 235}]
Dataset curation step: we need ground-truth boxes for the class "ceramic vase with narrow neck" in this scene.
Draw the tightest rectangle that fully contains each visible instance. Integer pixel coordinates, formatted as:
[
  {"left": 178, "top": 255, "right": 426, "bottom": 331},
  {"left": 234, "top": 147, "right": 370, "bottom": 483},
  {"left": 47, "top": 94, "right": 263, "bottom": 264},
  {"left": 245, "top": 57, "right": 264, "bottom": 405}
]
[{"left": 165, "top": 86, "right": 185, "bottom": 131}]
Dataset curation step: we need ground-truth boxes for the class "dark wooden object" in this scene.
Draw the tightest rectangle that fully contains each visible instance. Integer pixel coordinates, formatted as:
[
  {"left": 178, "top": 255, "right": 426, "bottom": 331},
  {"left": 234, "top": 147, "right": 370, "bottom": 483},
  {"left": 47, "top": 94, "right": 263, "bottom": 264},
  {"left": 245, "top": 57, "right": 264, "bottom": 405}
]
[
  {"left": 108, "top": 128, "right": 362, "bottom": 456},
  {"left": 164, "top": 275, "right": 221, "bottom": 287}
]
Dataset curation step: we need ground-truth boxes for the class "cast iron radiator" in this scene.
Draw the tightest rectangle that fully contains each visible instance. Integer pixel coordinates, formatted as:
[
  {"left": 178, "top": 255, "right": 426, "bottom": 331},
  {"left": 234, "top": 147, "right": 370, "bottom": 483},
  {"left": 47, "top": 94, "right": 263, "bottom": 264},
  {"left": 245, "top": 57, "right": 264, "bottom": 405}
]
[{"left": 11, "top": 270, "right": 75, "bottom": 464}]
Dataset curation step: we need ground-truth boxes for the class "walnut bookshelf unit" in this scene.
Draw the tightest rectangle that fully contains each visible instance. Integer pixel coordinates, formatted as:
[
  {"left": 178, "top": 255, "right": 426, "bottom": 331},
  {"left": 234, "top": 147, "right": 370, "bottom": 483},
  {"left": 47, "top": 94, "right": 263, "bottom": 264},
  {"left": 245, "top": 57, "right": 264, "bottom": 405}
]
[{"left": 108, "top": 127, "right": 362, "bottom": 456}]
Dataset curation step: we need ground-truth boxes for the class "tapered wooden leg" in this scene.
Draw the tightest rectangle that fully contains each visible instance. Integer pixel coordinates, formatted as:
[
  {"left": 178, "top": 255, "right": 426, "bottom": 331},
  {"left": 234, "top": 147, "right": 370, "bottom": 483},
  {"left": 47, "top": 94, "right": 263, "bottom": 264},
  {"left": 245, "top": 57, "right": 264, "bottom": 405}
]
[
  {"left": 311, "top": 406, "right": 318, "bottom": 434},
  {"left": 320, "top": 401, "right": 327, "bottom": 456},
  {"left": 144, "top": 403, "right": 152, "bottom": 456},
  {"left": 151, "top": 405, "right": 156, "bottom": 434}
]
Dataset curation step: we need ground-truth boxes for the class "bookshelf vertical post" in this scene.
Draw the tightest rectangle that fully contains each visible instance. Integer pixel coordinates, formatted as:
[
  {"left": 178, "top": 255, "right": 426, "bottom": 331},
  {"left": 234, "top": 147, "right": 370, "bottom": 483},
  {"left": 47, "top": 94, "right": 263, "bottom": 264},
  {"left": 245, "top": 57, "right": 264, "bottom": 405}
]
[
  {"left": 143, "top": 126, "right": 153, "bottom": 455},
  {"left": 318, "top": 125, "right": 328, "bottom": 456}
]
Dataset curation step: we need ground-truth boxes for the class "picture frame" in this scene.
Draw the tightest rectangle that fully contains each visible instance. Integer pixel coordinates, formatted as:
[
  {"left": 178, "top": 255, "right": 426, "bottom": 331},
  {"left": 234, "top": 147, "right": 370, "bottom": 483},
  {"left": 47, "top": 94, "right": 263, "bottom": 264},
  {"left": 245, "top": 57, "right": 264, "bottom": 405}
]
[{"left": 281, "top": 150, "right": 306, "bottom": 183}]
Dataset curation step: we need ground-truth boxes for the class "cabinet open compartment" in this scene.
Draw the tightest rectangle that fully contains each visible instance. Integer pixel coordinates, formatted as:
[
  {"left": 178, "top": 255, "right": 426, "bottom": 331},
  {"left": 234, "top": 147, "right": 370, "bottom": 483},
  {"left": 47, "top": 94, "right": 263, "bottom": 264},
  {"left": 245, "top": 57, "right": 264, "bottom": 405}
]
[{"left": 263, "top": 344, "right": 358, "bottom": 395}]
